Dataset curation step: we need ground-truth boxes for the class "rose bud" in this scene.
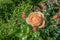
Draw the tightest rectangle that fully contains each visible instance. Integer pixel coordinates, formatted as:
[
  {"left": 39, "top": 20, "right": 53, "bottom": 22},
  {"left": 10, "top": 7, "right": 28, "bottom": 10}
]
[
  {"left": 53, "top": 13, "right": 60, "bottom": 26},
  {"left": 22, "top": 13, "right": 26, "bottom": 19},
  {"left": 53, "top": 14, "right": 58, "bottom": 19},
  {"left": 33, "top": 27, "right": 37, "bottom": 32}
]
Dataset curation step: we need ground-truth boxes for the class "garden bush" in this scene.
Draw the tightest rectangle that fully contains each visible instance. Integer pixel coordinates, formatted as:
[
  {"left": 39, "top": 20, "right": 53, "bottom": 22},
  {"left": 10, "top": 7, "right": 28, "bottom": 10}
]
[{"left": 0, "top": 0, "right": 60, "bottom": 40}]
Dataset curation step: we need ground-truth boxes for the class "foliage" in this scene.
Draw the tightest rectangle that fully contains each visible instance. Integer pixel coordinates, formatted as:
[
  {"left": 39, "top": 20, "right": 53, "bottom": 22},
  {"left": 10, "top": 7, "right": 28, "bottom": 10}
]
[{"left": 0, "top": 0, "right": 60, "bottom": 40}]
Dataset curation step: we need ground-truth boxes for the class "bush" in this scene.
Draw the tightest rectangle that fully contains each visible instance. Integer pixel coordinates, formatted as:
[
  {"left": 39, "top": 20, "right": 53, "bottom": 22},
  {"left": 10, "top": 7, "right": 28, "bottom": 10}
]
[{"left": 0, "top": 0, "right": 60, "bottom": 40}]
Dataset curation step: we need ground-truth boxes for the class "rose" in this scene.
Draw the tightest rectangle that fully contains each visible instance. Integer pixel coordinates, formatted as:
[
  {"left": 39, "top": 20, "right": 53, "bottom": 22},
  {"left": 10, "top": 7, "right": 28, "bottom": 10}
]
[{"left": 26, "top": 11, "right": 45, "bottom": 31}]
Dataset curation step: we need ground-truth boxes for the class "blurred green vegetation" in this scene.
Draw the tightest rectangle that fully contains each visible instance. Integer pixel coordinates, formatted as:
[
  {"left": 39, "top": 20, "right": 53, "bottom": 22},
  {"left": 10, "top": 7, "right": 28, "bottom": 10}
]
[{"left": 0, "top": 0, "right": 60, "bottom": 40}]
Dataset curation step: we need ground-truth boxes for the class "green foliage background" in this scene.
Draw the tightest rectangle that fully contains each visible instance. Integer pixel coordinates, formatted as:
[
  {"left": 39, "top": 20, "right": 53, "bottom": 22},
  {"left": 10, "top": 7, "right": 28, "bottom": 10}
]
[{"left": 0, "top": 0, "right": 60, "bottom": 40}]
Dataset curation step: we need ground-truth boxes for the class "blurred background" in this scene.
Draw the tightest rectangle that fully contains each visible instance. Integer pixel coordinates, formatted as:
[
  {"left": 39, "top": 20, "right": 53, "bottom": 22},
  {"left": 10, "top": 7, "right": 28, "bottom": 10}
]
[{"left": 0, "top": 0, "right": 60, "bottom": 40}]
